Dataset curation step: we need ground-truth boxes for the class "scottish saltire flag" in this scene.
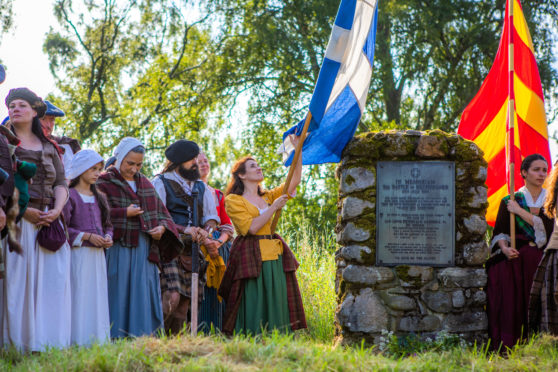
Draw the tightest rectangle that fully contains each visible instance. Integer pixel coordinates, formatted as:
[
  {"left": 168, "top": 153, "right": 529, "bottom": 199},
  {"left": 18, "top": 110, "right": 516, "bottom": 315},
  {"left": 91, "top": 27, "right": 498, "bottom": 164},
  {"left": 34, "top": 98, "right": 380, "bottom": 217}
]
[{"left": 280, "top": 0, "right": 379, "bottom": 166}]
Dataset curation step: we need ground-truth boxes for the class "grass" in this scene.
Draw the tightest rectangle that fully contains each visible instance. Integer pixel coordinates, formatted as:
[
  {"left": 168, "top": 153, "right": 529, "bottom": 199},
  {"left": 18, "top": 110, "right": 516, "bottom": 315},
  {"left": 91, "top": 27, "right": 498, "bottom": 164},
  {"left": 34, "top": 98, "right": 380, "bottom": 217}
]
[
  {"left": 2, "top": 332, "right": 558, "bottom": 371},
  {"left": 2, "top": 222, "right": 558, "bottom": 370}
]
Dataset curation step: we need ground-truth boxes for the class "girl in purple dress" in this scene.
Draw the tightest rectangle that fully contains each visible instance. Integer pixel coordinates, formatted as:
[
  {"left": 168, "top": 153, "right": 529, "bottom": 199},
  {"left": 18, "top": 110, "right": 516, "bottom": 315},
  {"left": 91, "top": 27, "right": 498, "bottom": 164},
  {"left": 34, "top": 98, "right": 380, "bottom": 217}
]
[{"left": 63, "top": 149, "right": 113, "bottom": 346}]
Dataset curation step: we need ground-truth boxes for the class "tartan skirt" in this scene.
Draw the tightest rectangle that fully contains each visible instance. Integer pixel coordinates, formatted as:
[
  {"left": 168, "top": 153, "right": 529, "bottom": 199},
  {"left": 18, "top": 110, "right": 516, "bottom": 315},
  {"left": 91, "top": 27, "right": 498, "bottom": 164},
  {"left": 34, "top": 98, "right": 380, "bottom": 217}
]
[
  {"left": 528, "top": 249, "right": 558, "bottom": 335},
  {"left": 160, "top": 251, "right": 207, "bottom": 299}
]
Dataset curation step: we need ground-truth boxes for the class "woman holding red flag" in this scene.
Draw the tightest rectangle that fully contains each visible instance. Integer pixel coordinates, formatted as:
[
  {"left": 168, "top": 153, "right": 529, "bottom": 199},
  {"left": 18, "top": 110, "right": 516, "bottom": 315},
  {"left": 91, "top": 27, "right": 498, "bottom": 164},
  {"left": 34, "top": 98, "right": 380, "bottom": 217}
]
[{"left": 486, "top": 154, "right": 554, "bottom": 350}]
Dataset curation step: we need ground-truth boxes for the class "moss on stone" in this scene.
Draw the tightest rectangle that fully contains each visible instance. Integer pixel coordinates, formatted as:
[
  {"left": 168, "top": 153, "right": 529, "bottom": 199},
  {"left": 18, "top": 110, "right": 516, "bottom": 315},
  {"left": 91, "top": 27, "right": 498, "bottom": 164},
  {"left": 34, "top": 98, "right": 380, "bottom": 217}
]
[
  {"left": 360, "top": 246, "right": 376, "bottom": 265},
  {"left": 451, "top": 138, "right": 484, "bottom": 162},
  {"left": 394, "top": 265, "right": 426, "bottom": 287},
  {"left": 344, "top": 173, "right": 356, "bottom": 186},
  {"left": 340, "top": 187, "right": 377, "bottom": 207}
]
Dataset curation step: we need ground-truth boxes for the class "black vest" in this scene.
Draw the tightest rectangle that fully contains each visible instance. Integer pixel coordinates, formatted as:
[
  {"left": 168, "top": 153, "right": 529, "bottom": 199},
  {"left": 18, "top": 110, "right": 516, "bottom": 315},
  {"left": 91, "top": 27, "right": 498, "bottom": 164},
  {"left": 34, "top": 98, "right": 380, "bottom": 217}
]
[{"left": 159, "top": 175, "right": 204, "bottom": 228}]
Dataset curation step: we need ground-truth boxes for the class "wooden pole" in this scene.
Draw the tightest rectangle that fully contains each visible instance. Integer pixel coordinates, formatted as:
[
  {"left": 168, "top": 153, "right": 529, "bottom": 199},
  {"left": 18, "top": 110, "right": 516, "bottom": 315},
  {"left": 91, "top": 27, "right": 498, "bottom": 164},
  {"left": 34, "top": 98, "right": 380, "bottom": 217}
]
[
  {"left": 191, "top": 190, "right": 199, "bottom": 336},
  {"left": 508, "top": 0, "right": 516, "bottom": 252},
  {"left": 270, "top": 112, "right": 313, "bottom": 234}
]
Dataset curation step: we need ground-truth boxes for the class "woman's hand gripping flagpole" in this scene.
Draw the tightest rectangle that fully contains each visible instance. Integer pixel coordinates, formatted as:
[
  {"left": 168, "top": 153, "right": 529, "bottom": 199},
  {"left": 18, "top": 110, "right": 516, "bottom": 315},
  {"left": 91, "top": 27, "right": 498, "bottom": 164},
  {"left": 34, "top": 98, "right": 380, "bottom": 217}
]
[{"left": 270, "top": 112, "right": 312, "bottom": 234}]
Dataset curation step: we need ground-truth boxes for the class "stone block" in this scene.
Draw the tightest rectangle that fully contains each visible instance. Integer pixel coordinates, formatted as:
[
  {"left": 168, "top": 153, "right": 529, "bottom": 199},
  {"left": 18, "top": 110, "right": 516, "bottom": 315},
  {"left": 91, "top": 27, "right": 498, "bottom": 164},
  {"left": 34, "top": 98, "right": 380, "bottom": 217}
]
[
  {"left": 456, "top": 164, "right": 467, "bottom": 182},
  {"left": 337, "top": 222, "right": 371, "bottom": 243},
  {"left": 452, "top": 290, "right": 466, "bottom": 308},
  {"left": 442, "top": 312, "right": 488, "bottom": 332},
  {"left": 342, "top": 265, "right": 394, "bottom": 286},
  {"left": 476, "top": 166, "right": 488, "bottom": 182},
  {"left": 337, "top": 288, "right": 388, "bottom": 333},
  {"left": 463, "top": 241, "right": 489, "bottom": 266},
  {"left": 472, "top": 290, "right": 487, "bottom": 306},
  {"left": 339, "top": 245, "right": 372, "bottom": 264},
  {"left": 380, "top": 293, "right": 416, "bottom": 311},
  {"left": 340, "top": 167, "right": 375, "bottom": 194},
  {"left": 405, "top": 130, "right": 423, "bottom": 137},
  {"left": 341, "top": 197, "right": 375, "bottom": 220},
  {"left": 463, "top": 214, "right": 487, "bottom": 236},
  {"left": 421, "top": 290, "right": 452, "bottom": 313},
  {"left": 469, "top": 186, "right": 488, "bottom": 209},
  {"left": 438, "top": 268, "right": 487, "bottom": 288},
  {"left": 398, "top": 315, "right": 441, "bottom": 332},
  {"left": 396, "top": 266, "right": 434, "bottom": 288},
  {"left": 384, "top": 132, "right": 412, "bottom": 157},
  {"left": 415, "top": 134, "right": 447, "bottom": 158}
]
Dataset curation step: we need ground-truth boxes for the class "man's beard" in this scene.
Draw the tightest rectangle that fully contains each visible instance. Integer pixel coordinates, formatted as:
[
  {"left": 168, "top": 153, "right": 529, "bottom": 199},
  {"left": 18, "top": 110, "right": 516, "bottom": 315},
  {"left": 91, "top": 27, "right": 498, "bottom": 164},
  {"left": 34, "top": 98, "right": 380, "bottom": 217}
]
[{"left": 178, "top": 164, "right": 200, "bottom": 181}]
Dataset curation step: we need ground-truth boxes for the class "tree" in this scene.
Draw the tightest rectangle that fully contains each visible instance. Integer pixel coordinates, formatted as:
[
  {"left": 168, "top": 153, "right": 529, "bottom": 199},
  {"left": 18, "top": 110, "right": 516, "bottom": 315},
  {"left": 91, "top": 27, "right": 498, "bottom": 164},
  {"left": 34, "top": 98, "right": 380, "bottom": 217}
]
[
  {"left": 0, "top": 0, "right": 14, "bottom": 46},
  {"left": 202, "top": 0, "right": 558, "bottom": 227},
  {"left": 44, "top": 0, "right": 231, "bottom": 175},
  {"left": 45, "top": 0, "right": 558, "bottom": 231},
  {"left": 206, "top": 0, "right": 558, "bottom": 131}
]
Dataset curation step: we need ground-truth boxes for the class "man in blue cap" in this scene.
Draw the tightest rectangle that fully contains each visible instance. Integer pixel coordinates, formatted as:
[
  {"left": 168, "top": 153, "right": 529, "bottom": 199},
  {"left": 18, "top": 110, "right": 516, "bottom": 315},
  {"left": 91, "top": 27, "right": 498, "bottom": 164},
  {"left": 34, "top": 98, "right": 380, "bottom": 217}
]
[{"left": 40, "top": 100, "right": 81, "bottom": 166}]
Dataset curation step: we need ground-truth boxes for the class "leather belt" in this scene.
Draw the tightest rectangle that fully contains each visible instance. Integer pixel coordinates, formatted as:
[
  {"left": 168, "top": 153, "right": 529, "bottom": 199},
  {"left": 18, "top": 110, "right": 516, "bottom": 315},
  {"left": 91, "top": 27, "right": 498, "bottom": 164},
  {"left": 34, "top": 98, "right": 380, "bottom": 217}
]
[{"left": 29, "top": 197, "right": 53, "bottom": 206}]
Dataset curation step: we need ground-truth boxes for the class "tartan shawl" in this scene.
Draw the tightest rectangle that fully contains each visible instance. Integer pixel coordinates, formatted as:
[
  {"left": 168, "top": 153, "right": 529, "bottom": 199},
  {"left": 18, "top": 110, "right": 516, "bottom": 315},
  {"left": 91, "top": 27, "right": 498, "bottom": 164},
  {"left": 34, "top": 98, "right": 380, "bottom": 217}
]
[
  {"left": 96, "top": 167, "right": 183, "bottom": 263},
  {"left": 218, "top": 234, "right": 307, "bottom": 335},
  {"left": 502, "top": 192, "right": 535, "bottom": 241}
]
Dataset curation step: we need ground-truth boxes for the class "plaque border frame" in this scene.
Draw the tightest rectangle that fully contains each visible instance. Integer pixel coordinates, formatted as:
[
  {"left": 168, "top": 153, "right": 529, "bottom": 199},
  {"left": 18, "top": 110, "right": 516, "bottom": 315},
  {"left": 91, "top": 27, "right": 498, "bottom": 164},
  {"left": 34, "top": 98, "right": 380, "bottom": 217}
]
[{"left": 375, "top": 161, "right": 455, "bottom": 267}]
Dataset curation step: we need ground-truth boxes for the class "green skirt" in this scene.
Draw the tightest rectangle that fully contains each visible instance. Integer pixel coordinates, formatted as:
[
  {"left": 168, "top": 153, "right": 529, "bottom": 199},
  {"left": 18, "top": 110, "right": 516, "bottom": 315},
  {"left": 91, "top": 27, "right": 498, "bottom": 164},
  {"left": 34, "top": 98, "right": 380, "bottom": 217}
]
[{"left": 235, "top": 256, "right": 291, "bottom": 335}]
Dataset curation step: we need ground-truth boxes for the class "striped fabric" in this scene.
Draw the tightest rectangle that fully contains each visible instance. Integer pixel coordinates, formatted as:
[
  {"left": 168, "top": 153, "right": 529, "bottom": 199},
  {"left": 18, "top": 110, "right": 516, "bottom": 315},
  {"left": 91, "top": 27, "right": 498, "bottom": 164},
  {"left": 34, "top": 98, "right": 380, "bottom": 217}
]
[
  {"left": 457, "top": 0, "right": 550, "bottom": 226},
  {"left": 280, "top": 0, "right": 379, "bottom": 166}
]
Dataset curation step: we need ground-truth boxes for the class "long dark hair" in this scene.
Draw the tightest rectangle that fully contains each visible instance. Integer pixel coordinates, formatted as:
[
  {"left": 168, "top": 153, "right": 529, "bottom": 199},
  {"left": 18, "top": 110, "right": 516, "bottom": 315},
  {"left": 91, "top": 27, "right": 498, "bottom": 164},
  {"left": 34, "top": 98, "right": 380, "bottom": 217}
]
[
  {"left": 69, "top": 176, "right": 111, "bottom": 231},
  {"left": 10, "top": 116, "right": 63, "bottom": 156},
  {"left": 225, "top": 156, "right": 264, "bottom": 196},
  {"left": 544, "top": 165, "right": 558, "bottom": 219}
]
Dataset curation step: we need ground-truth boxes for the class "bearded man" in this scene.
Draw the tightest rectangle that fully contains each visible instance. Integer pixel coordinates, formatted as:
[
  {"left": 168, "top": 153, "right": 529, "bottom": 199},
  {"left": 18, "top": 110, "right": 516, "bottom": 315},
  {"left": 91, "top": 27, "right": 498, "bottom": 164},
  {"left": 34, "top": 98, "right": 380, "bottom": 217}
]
[{"left": 152, "top": 139, "right": 220, "bottom": 334}]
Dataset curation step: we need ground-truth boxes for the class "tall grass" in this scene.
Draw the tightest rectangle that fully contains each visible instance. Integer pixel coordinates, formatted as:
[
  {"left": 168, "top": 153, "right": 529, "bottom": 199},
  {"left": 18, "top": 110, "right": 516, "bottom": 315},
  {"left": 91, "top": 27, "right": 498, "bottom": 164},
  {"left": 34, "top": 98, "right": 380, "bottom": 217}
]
[
  {"left": 282, "top": 219, "right": 337, "bottom": 342},
  {"left": 3, "top": 216, "right": 558, "bottom": 370}
]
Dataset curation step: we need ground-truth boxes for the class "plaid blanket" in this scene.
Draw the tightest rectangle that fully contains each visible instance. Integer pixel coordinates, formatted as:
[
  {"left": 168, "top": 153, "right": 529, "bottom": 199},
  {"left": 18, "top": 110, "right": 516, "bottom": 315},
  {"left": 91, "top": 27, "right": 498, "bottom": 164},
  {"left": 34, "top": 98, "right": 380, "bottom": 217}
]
[
  {"left": 96, "top": 167, "right": 182, "bottom": 263},
  {"left": 502, "top": 192, "right": 535, "bottom": 241},
  {"left": 528, "top": 249, "right": 558, "bottom": 334},
  {"left": 218, "top": 234, "right": 307, "bottom": 335}
]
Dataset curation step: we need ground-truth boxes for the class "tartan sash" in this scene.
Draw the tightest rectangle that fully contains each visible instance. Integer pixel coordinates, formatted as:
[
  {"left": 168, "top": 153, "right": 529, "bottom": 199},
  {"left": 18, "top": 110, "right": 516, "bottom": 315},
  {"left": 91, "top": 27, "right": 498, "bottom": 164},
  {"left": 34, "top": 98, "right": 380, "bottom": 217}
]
[{"left": 503, "top": 192, "right": 535, "bottom": 241}]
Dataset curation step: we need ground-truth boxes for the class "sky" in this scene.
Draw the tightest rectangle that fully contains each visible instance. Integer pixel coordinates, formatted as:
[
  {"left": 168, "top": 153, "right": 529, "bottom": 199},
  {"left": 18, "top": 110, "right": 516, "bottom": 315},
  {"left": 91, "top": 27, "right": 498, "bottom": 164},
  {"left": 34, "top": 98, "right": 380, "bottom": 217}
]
[{"left": 1, "top": 0, "right": 558, "bottom": 162}]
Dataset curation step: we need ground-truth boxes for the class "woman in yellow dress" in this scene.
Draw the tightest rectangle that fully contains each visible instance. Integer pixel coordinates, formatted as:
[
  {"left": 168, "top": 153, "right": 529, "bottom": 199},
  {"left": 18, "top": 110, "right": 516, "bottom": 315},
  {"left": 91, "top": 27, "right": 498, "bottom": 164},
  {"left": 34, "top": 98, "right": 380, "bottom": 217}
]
[{"left": 218, "top": 144, "right": 306, "bottom": 335}]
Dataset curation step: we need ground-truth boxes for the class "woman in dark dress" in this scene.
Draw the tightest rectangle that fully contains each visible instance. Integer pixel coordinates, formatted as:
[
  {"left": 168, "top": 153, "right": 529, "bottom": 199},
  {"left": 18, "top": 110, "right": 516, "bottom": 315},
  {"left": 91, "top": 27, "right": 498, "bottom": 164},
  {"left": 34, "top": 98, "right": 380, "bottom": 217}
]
[
  {"left": 529, "top": 165, "right": 558, "bottom": 335},
  {"left": 486, "top": 154, "right": 554, "bottom": 350}
]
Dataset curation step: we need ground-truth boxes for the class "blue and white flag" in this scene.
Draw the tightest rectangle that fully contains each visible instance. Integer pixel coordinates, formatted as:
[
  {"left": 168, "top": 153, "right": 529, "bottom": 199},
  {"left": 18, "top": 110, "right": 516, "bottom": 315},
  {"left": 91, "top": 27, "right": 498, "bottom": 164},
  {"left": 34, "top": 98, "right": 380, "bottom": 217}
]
[{"left": 280, "top": 0, "right": 379, "bottom": 166}]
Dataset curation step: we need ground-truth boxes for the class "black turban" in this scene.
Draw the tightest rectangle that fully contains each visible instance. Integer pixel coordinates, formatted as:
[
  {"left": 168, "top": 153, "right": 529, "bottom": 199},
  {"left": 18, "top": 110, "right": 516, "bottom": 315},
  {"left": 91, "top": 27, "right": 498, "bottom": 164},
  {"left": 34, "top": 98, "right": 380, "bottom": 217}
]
[
  {"left": 5, "top": 88, "right": 47, "bottom": 118},
  {"left": 165, "top": 140, "right": 200, "bottom": 164}
]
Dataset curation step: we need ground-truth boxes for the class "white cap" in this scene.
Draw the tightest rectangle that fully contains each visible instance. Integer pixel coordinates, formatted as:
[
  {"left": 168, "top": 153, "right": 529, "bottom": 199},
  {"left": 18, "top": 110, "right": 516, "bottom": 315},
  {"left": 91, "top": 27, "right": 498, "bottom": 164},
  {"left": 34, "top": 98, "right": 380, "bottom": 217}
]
[{"left": 65, "top": 149, "right": 104, "bottom": 180}]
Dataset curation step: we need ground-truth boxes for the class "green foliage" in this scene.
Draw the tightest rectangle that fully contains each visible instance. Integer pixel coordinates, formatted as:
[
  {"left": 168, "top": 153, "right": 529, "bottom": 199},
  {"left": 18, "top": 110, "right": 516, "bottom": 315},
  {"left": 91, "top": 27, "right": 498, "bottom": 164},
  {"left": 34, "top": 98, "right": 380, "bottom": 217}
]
[
  {"left": 285, "top": 220, "right": 337, "bottom": 342},
  {"left": 44, "top": 0, "right": 558, "bottom": 226},
  {"left": 2, "top": 330, "right": 558, "bottom": 370},
  {"left": 44, "top": 0, "right": 234, "bottom": 176},
  {"left": 377, "top": 330, "right": 470, "bottom": 358},
  {"left": 0, "top": 0, "right": 14, "bottom": 46}
]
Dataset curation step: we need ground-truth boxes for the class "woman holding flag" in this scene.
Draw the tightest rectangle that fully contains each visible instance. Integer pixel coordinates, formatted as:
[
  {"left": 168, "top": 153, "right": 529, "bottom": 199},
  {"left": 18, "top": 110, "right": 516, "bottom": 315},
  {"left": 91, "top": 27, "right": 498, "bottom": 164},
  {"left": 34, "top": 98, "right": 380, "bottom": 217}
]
[
  {"left": 218, "top": 134, "right": 306, "bottom": 335},
  {"left": 486, "top": 154, "right": 554, "bottom": 350}
]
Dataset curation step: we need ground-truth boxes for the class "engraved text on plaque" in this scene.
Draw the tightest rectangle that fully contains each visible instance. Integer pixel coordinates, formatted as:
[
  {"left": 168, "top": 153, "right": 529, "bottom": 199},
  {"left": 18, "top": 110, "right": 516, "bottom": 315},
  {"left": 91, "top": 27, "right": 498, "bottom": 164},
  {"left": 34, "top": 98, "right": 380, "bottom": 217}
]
[{"left": 376, "top": 161, "right": 455, "bottom": 266}]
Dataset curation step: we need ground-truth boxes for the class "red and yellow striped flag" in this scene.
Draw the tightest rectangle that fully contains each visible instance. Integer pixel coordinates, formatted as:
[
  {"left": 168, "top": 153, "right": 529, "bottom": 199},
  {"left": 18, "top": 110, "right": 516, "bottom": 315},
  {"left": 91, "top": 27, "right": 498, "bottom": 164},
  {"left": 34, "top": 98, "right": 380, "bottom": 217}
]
[{"left": 457, "top": 0, "right": 550, "bottom": 226}]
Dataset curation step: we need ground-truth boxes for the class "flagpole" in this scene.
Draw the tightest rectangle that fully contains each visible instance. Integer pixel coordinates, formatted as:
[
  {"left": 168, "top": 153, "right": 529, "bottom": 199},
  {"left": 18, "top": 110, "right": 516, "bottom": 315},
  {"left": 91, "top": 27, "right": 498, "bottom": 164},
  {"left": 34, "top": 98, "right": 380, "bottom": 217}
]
[
  {"left": 508, "top": 0, "right": 516, "bottom": 252},
  {"left": 270, "top": 112, "right": 313, "bottom": 234}
]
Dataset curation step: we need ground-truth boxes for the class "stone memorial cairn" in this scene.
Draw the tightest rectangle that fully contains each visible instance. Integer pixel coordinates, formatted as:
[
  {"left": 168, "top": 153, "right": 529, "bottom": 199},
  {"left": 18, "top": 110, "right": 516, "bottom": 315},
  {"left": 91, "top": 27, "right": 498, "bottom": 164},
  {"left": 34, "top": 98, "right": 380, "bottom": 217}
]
[{"left": 335, "top": 130, "right": 489, "bottom": 345}]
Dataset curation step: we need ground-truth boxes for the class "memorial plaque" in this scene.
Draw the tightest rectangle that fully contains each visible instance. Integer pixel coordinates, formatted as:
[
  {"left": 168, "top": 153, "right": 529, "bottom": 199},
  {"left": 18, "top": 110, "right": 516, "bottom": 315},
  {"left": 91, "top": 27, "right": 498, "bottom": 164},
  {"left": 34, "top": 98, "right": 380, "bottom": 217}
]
[{"left": 376, "top": 161, "right": 454, "bottom": 266}]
